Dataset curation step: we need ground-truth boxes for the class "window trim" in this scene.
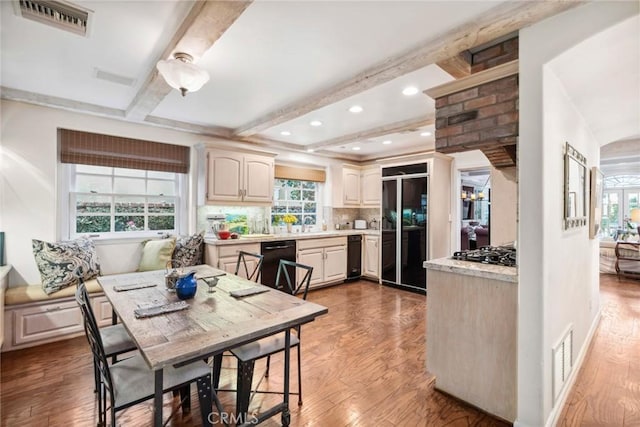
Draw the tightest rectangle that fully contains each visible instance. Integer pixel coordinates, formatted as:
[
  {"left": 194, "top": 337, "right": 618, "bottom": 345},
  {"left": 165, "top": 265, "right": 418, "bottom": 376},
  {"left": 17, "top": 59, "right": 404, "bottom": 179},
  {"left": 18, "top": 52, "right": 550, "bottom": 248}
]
[
  {"left": 61, "top": 164, "right": 187, "bottom": 240},
  {"left": 271, "top": 179, "right": 321, "bottom": 226}
]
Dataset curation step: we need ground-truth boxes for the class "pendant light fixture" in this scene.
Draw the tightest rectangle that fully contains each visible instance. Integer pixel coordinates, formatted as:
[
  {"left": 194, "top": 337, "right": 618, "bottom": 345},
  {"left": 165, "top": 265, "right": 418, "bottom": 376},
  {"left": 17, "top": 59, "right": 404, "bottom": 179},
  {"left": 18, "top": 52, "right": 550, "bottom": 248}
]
[{"left": 156, "top": 52, "right": 209, "bottom": 97}]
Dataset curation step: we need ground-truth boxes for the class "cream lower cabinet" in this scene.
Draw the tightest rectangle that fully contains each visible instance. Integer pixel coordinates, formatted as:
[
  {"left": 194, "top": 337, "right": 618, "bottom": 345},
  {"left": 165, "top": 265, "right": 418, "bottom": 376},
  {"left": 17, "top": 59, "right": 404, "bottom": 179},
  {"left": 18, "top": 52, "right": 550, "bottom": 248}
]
[
  {"left": 363, "top": 235, "right": 380, "bottom": 279},
  {"left": 205, "top": 243, "right": 261, "bottom": 280},
  {"left": 297, "top": 237, "right": 347, "bottom": 289},
  {"left": 2, "top": 294, "right": 113, "bottom": 352}
]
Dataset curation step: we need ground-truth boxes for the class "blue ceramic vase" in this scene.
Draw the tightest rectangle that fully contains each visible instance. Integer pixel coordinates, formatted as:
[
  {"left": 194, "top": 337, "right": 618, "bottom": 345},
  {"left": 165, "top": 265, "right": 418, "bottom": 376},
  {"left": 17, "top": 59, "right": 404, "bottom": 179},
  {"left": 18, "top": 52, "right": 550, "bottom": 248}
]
[{"left": 175, "top": 271, "right": 197, "bottom": 300}]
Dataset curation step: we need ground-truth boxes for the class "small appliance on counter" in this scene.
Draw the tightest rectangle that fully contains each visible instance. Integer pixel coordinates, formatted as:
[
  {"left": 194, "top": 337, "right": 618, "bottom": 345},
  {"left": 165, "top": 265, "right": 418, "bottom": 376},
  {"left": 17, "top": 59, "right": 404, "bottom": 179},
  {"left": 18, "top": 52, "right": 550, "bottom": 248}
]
[
  {"left": 206, "top": 214, "right": 227, "bottom": 238},
  {"left": 354, "top": 219, "right": 367, "bottom": 230}
]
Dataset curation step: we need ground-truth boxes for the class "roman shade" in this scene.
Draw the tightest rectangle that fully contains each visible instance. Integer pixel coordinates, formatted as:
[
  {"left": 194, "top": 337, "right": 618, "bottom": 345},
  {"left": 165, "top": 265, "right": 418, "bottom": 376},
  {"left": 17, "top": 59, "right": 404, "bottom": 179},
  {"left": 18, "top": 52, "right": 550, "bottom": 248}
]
[
  {"left": 58, "top": 128, "right": 190, "bottom": 174},
  {"left": 274, "top": 164, "right": 326, "bottom": 182}
]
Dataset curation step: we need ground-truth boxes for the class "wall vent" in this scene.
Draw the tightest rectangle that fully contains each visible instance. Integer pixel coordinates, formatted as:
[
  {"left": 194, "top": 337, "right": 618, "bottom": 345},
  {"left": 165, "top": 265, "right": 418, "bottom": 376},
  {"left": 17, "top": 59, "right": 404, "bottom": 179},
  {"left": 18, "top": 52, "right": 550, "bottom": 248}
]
[
  {"left": 552, "top": 327, "right": 574, "bottom": 403},
  {"left": 13, "top": 0, "right": 93, "bottom": 37},
  {"left": 94, "top": 68, "right": 137, "bottom": 87}
]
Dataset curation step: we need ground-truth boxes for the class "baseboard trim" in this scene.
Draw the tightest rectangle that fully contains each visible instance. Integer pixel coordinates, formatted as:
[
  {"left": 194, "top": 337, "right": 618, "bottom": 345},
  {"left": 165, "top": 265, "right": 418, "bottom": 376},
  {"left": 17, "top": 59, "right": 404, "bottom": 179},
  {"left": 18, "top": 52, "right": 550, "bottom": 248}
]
[{"left": 543, "top": 308, "right": 602, "bottom": 427}]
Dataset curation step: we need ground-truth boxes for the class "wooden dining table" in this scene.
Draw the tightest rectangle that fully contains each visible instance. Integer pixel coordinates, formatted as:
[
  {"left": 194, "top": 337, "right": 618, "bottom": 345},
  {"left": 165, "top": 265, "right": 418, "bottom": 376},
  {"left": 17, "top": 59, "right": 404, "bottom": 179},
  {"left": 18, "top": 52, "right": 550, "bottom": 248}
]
[{"left": 98, "top": 264, "right": 328, "bottom": 427}]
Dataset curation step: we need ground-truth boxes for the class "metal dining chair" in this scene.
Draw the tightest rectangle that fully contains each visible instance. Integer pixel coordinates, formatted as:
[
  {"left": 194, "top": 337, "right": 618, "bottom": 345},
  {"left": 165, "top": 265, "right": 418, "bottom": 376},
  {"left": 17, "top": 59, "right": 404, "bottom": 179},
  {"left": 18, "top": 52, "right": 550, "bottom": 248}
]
[
  {"left": 75, "top": 281, "right": 223, "bottom": 427},
  {"left": 228, "top": 259, "right": 313, "bottom": 416},
  {"left": 234, "top": 250, "right": 264, "bottom": 282},
  {"left": 75, "top": 277, "right": 137, "bottom": 397}
]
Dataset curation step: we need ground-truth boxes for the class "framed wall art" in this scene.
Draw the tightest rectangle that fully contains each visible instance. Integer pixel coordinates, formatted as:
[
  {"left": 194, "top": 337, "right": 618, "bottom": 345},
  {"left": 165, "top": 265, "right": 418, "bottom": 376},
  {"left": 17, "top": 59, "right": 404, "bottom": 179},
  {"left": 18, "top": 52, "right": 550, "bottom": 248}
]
[{"left": 589, "top": 166, "right": 604, "bottom": 239}]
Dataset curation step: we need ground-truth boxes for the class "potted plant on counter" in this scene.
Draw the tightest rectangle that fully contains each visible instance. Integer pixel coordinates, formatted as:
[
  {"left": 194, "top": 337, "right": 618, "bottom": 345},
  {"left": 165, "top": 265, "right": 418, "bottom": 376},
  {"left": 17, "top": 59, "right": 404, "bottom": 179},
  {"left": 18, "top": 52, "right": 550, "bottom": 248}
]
[{"left": 283, "top": 214, "right": 297, "bottom": 233}]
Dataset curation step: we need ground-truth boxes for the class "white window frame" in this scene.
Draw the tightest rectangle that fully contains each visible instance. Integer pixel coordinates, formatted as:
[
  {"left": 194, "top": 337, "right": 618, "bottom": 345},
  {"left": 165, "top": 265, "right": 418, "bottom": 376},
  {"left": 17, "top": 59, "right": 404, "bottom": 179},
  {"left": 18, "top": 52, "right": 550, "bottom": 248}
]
[
  {"left": 60, "top": 164, "right": 187, "bottom": 240},
  {"left": 271, "top": 179, "right": 321, "bottom": 226}
]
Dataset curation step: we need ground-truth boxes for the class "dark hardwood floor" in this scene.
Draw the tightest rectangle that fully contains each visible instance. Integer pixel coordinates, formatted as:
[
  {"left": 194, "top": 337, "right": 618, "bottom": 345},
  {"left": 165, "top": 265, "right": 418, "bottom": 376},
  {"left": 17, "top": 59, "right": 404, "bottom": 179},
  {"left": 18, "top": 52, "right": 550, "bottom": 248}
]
[{"left": 1, "top": 275, "right": 637, "bottom": 426}]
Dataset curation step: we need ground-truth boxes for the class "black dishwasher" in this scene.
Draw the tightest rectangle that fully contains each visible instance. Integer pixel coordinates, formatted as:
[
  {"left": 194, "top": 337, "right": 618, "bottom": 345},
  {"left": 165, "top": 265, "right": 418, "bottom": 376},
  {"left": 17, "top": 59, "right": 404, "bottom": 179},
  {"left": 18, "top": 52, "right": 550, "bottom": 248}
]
[
  {"left": 260, "top": 240, "right": 296, "bottom": 288},
  {"left": 347, "top": 234, "right": 362, "bottom": 279}
]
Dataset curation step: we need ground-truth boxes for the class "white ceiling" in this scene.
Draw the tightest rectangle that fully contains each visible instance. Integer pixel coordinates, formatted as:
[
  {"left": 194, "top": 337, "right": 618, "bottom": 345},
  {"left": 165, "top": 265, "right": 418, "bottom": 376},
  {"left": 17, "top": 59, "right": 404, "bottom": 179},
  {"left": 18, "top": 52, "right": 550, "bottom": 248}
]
[
  {"left": 3, "top": 1, "right": 634, "bottom": 161},
  {"left": 549, "top": 14, "right": 640, "bottom": 147}
]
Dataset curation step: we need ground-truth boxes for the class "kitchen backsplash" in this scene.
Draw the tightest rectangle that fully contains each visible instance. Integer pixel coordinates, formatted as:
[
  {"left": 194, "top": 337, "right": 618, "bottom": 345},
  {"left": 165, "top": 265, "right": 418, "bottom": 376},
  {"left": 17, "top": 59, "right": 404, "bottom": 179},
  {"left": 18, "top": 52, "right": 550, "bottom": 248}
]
[
  {"left": 198, "top": 205, "right": 381, "bottom": 234},
  {"left": 197, "top": 206, "right": 269, "bottom": 234}
]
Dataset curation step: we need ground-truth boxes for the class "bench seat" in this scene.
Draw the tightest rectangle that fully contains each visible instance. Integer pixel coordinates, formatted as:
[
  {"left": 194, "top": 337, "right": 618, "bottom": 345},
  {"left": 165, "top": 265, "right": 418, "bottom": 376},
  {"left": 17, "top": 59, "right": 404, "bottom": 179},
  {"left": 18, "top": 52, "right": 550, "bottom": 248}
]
[{"left": 4, "top": 279, "right": 103, "bottom": 306}]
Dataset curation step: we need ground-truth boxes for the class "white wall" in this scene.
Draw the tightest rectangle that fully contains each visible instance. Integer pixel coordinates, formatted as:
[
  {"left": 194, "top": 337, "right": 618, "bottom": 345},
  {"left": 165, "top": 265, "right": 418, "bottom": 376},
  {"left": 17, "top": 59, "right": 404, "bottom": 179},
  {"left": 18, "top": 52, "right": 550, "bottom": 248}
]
[
  {"left": 0, "top": 99, "right": 409, "bottom": 286},
  {"left": 518, "top": 2, "right": 638, "bottom": 425}
]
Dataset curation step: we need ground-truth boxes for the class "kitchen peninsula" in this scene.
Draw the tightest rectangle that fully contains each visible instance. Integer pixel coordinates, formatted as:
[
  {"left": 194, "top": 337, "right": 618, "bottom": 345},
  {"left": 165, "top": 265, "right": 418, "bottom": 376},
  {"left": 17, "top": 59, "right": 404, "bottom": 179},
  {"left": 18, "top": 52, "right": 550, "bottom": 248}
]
[{"left": 423, "top": 257, "right": 517, "bottom": 422}]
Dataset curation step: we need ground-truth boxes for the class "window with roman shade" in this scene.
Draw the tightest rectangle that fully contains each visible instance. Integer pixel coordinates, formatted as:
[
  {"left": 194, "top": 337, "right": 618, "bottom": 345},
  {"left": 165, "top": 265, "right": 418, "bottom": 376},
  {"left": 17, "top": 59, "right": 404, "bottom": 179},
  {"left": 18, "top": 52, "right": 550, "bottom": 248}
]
[
  {"left": 272, "top": 165, "right": 326, "bottom": 226},
  {"left": 59, "top": 129, "right": 189, "bottom": 238}
]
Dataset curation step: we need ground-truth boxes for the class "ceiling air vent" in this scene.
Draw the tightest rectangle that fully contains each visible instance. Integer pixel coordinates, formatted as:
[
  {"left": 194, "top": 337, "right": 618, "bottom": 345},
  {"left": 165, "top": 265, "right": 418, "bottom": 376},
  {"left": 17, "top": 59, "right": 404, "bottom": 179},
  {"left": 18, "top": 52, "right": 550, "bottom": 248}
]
[{"left": 13, "top": 0, "right": 93, "bottom": 37}]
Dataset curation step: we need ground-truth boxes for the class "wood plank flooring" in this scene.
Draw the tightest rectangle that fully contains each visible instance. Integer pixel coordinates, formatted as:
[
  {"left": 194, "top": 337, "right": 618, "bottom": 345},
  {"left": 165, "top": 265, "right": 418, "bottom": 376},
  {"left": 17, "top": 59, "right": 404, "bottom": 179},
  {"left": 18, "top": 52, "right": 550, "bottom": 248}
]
[
  {"left": 558, "top": 274, "right": 640, "bottom": 426},
  {"left": 1, "top": 276, "right": 637, "bottom": 426}
]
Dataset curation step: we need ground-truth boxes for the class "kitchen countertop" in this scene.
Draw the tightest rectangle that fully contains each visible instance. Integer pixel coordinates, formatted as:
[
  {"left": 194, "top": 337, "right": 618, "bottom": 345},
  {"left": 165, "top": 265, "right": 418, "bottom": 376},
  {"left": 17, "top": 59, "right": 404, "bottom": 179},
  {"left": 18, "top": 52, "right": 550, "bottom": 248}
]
[
  {"left": 423, "top": 257, "right": 517, "bottom": 283},
  {"left": 205, "top": 229, "right": 380, "bottom": 245}
]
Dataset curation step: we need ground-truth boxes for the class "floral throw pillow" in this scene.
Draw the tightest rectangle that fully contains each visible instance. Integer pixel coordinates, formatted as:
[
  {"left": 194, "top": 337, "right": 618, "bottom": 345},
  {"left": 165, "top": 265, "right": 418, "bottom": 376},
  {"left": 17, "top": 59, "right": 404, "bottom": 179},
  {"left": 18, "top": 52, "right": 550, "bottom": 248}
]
[
  {"left": 32, "top": 238, "right": 101, "bottom": 295},
  {"left": 172, "top": 232, "right": 204, "bottom": 267}
]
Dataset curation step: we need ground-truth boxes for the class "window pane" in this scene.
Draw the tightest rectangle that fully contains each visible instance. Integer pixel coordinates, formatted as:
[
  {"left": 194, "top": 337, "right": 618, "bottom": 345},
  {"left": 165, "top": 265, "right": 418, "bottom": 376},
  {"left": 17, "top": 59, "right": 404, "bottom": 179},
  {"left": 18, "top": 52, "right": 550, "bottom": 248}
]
[
  {"left": 303, "top": 215, "right": 316, "bottom": 225},
  {"left": 149, "top": 216, "right": 175, "bottom": 231},
  {"left": 76, "top": 195, "right": 111, "bottom": 213},
  {"left": 148, "top": 179, "right": 175, "bottom": 196},
  {"left": 115, "top": 216, "right": 144, "bottom": 232},
  {"left": 302, "top": 181, "right": 316, "bottom": 190},
  {"left": 288, "top": 189, "right": 301, "bottom": 200},
  {"left": 272, "top": 205, "right": 286, "bottom": 214},
  {"left": 274, "top": 187, "right": 286, "bottom": 201},
  {"left": 114, "top": 177, "right": 145, "bottom": 194},
  {"left": 115, "top": 197, "right": 145, "bottom": 213},
  {"left": 76, "top": 175, "right": 112, "bottom": 193},
  {"left": 76, "top": 165, "right": 112, "bottom": 175},
  {"left": 288, "top": 202, "right": 302, "bottom": 213},
  {"left": 148, "top": 198, "right": 176, "bottom": 214},
  {"left": 302, "top": 190, "right": 315, "bottom": 201},
  {"left": 76, "top": 216, "right": 110, "bottom": 233},
  {"left": 114, "top": 168, "right": 145, "bottom": 177},
  {"left": 148, "top": 171, "right": 176, "bottom": 180}
]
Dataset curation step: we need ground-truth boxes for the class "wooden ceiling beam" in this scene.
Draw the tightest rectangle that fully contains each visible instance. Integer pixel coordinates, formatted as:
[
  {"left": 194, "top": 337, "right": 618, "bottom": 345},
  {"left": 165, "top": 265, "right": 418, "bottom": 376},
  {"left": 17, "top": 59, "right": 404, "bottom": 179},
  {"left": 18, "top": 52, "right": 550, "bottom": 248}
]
[
  {"left": 126, "top": 1, "right": 252, "bottom": 121},
  {"left": 233, "top": 0, "right": 583, "bottom": 138},
  {"left": 307, "top": 115, "right": 435, "bottom": 151},
  {"left": 436, "top": 51, "right": 472, "bottom": 79}
]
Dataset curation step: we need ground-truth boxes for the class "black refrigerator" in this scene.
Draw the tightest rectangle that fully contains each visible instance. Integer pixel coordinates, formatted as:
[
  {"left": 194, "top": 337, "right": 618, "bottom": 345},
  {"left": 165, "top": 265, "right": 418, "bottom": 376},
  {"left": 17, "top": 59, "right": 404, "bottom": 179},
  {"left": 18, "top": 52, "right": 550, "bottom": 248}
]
[{"left": 381, "top": 163, "right": 428, "bottom": 293}]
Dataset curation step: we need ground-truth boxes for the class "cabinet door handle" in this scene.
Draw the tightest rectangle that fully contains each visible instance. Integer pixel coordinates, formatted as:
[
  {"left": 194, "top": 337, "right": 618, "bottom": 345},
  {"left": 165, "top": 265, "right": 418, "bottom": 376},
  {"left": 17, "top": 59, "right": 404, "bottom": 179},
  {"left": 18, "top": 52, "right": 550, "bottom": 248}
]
[{"left": 46, "top": 306, "right": 62, "bottom": 312}]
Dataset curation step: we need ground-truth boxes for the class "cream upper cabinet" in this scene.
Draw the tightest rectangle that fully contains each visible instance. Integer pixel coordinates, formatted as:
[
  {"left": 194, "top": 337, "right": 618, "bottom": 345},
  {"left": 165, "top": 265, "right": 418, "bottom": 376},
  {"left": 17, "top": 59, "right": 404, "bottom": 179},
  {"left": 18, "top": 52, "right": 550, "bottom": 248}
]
[
  {"left": 361, "top": 168, "right": 381, "bottom": 207},
  {"left": 342, "top": 168, "right": 361, "bottom": 205},
  {"left": 363, "top": 235, "right": 380, "bottom": 278},
  {"left": 206, "top": 149, "right": 274, "bottom": 204},
  {"left": 243, "top": 154, "right": 274, "bottom": 203},
  {"left": 331, "top": 164, "right": 361, "bottom": 207}
]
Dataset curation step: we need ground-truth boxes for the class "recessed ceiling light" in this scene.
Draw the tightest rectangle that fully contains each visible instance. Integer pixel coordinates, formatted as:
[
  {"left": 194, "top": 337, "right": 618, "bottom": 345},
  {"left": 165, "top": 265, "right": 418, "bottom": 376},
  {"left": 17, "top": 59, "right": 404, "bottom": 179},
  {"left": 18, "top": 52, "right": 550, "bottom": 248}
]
[
  {"left": 352, "top": 146, "right": 361, "bottom": 151},
  {"left": 402, "top": 86, "right": 419, "bottom": 96},
  {"left": 280, "top": 131, "right": 291, "bottom": 136},
  {"left": 420, "top": 131, "right": 432, "bottom": 137},
  {"left": 382, "top": 140, "right": 392, "bottom": 145},
  {"left": 310, "top": 120, "right": 323, "bottom": 127},
  {"left": 306, "top": 148, "right": 315, "bottom": 153},
  {"left": 348, "top": 105, "right": 363, "bottom": 113}
]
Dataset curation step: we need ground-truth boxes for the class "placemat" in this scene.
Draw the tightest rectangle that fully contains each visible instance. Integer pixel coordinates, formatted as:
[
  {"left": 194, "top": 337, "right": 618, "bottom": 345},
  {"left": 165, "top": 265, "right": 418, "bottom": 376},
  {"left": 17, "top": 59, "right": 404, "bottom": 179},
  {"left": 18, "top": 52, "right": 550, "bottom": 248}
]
[
  {"left": 114, "top": 283, "right": 157, "bottom": 292},
  {"left": 134, "top": 301, "right": 189, "bottom": 318},
  {"left": 230, "top": 286, "right": 270, "bottom": 298}
]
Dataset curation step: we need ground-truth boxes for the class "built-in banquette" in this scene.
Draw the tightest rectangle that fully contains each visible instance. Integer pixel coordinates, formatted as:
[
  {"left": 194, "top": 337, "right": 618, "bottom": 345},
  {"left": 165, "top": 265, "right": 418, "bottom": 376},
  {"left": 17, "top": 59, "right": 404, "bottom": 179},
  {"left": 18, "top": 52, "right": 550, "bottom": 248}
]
[{"left": 2, "top": 236, "right": 201, "bottom": 352}]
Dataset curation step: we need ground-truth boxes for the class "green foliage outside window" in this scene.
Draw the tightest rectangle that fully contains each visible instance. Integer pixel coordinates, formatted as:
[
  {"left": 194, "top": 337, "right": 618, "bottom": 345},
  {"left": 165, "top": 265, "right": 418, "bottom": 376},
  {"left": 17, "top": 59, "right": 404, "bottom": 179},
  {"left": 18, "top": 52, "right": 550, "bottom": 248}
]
[{"left": 272, "top": 179, "right": 317, "bottom": 226}]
